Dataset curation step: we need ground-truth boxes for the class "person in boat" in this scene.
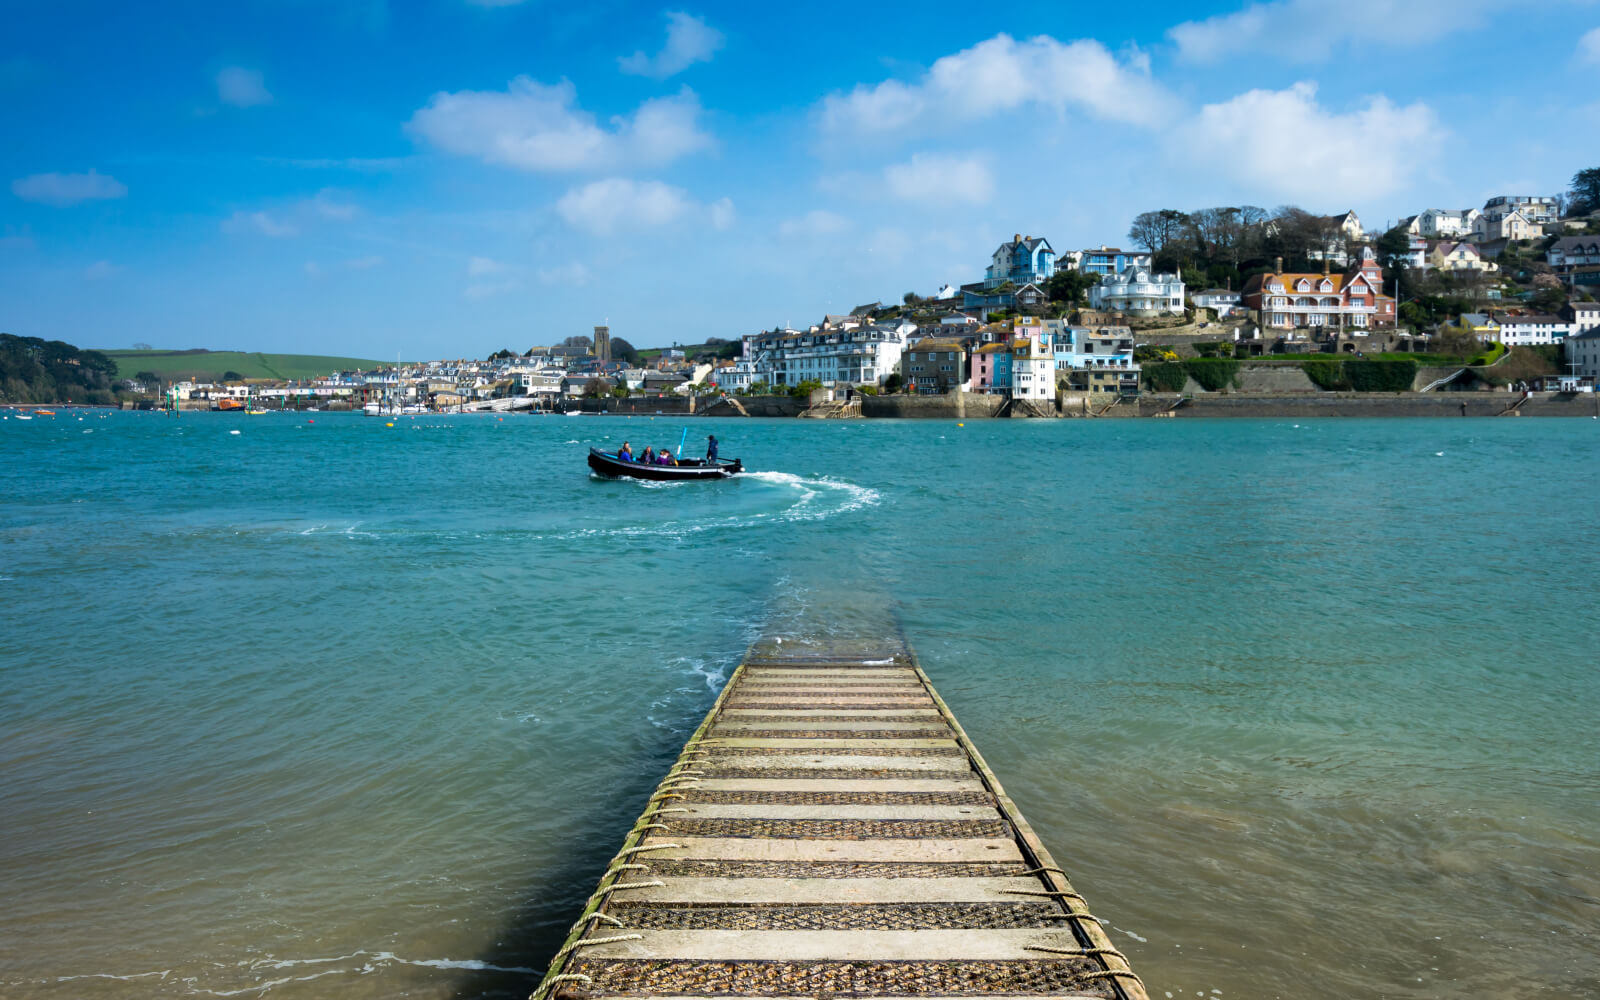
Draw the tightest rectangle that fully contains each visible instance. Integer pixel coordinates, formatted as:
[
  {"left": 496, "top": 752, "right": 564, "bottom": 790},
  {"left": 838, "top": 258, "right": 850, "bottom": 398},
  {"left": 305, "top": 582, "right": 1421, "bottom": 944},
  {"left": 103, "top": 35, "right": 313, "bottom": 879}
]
[
  {"left": 705, "top": 434, "right": 719, "bottom": 464},
  {"left": 618, "top": 442, "right": 633, "bottom": 462},
  {"left": 657, "top": 447, "right": 677, "bottom": 466},
  {"left": 640, "top": 446, "right": 654, "bottom": 465}
]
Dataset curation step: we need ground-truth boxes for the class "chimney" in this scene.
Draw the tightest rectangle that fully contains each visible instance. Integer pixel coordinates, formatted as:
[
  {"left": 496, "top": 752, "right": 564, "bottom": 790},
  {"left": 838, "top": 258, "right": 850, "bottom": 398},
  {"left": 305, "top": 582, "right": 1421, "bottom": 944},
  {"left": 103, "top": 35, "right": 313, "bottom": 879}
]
[
  {"left": 1275, "top": 256, "right": 1283, "bottom": 273},
  {"left": 1014, "top": 233, "right": 1022, "bottom": 243}
]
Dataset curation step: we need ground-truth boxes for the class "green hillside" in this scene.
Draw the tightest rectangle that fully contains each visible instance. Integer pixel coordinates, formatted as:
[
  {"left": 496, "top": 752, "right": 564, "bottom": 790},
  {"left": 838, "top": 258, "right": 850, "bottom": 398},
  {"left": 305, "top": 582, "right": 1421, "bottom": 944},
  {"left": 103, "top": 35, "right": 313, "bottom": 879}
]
[{"left": 97, "top": 349, "right": 396, "bottom": 382}]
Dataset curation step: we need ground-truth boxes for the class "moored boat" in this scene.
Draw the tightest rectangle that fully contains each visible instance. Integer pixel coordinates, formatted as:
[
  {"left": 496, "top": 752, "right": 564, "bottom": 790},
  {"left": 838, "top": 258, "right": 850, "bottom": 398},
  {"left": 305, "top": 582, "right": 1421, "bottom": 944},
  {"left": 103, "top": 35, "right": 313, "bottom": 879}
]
[{"left": 588, "top": 447, "right": 741, "bottom": 481}]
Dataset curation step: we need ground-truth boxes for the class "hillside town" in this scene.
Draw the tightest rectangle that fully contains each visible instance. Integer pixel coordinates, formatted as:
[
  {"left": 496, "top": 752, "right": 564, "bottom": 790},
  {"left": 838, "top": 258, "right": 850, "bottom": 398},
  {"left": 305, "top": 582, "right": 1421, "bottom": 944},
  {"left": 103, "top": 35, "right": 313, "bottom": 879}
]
[{"left": 120, "top": 172, "right": 1600, "bottom": 412}]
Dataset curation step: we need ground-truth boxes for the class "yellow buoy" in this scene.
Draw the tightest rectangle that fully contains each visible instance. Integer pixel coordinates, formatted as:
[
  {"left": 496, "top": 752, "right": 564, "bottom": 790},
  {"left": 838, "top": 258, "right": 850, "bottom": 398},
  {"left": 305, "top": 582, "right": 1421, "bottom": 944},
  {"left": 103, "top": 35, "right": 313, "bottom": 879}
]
[
  {"left": 958, "top": 422, "right": 964, "bottom": 427},
  {"left": 385, "top": 421, "right": 394, "bottom": 427}
]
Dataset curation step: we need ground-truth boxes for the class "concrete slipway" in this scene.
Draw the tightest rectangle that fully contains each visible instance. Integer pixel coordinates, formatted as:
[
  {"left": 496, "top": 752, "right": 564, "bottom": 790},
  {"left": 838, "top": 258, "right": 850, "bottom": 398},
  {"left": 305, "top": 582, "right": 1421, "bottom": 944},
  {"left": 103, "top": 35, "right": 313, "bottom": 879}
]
[{"left": 530, "top": 637, "right": 1147, "bottom": 1000}]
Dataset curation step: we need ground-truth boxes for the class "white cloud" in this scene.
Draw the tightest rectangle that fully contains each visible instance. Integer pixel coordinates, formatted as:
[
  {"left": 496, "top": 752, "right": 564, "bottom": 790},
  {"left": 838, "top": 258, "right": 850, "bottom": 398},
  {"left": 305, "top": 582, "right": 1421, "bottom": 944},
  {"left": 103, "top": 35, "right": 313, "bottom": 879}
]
[
  {"left": 555, "top": 178, "right": 693, "bottom": 235},
  {"left": 537, "top": 262, "right": 591, "bottom": 285},
  {"left": 345, "top": 255, "right": 384, "bottom": 269},
  {"left": 619, "top": 11, "right": 725, "bottom": 79},
  {"left": 709, "top": 197, "right": 735, "bottom": 231},
  {"left": 468, "top": 255, "right": 508, "bottom": 276},
  {"left": 216, "top": 66, "right": 273, "bottom": 107},
  {"left": 12, "top": 169, "right": 127, "bottom": 207},
  {"left": 1174, "top": 82, "right": 1445, "bottom": 203},
  {"left": 84, "top": 260, "right": 120, "bottom": 280},
  {"left": 820, "top": 33, "right": 1175, "bottom": 138},
  {"left": 1169, "top": 0, "right": 1493, "bottom": 64},
  {"left": 1579, "top": 26, "right": 1600, "bottom": 64},
  {"left": 406, "top": 78, "right": 711, "bottom": 172},
  {"left": 779, "top": 209, "right": 852, "bottom": 238},
  {"left": 223, "top": 210, "right": 298, "bottom": 237},
  {"left": 884, "top": 153, "right": 993, "bottom": 205}
]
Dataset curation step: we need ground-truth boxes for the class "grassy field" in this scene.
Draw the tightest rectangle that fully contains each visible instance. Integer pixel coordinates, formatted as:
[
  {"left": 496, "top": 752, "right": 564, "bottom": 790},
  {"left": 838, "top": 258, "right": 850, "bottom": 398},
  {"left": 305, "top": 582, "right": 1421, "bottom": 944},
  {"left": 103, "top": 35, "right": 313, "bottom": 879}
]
[{"left": 95, "top": 349, "right": 395, "bottom": 381}]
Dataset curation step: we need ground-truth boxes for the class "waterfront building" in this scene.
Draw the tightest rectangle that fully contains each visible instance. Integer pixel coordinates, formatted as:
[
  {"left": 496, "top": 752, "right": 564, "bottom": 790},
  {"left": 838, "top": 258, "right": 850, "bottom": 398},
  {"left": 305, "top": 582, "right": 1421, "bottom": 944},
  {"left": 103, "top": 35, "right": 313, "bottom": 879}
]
[
  {"left": 1240, "top": 247, "right": 1395, "bottom": 335},
  {"left": 1566, "top": 328, "right": 1600, "bottom": 379},
  {"left": 902, "top": 338, "right": 968, "bottom": 394},
  {"left": 713, "top": 358, "right": 758, "bottom": 392},
  {"left": 747, "top": 322, "right": 909, "bottom": 388},
  {"left": 1495, "top": 315, "right": 1573, "bottom": 346},
  {"left": 1050, "top": 325, "right": 1139, "bottom": 396},
  {"left": 983, "top": 235, "right": 1056, "bottom": 288},
  {"left": 1089, "top": 265, "right": 1185, "bottom": 315},
  {"left": 1483, "top": 195, "right": 1559, "bottom": 226},
  {"left": 969, "top": 342, "right": 1007, "bottom": 393},
  {"left": 1009, "top": 320, "right": 1056, "bottom": 401},
  {"left": 1427, "top": 241, "right": 1499, "bottom": 274}
]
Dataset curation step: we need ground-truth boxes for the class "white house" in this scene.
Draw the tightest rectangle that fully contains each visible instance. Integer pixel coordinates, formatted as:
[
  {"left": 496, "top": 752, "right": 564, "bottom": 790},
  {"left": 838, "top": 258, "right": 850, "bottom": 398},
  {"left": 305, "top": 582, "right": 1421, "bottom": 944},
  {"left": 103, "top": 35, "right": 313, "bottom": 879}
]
[
  {"left": 1406, "top": 208, "right": 1480, "bottom": 238},
  {"left": 1567, "top": 301, "right": 1600, "bottom": 335},
  {"left": 1483, "top": 195, "right": 1559, "bottom": 226},
  {"left": 1009, "top": 327, "right": 1056, "bottom": 402},
  {"left": 1496, "top": 315, "right": 1573, "bottom": 346},
  {"left": 1428, "top": 241, "right": 1499, "bottom": 274},
  {"left": 1548, "top": 237, "right": 1600, "bottom": 272},
  {"left": 1089, "top": 267, "right": 1185, "bottom": 315},
  {"left": 1192, "top": 288, "right": 1241, "bottom": 315},
  {"left": 747, "top": 322, "right": 910, "bottom": 389}
]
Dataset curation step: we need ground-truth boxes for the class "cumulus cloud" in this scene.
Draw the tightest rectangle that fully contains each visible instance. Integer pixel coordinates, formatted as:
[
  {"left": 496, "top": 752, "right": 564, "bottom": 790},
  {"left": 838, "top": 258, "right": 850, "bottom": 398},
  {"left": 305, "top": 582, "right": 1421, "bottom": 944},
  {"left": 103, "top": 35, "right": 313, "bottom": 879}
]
[
  {"left": 406, "top": 78, "right": 711, "bottom": 172},
  {"left": 779, "top": 209, "right": 852, "bottom": 238},
  {"left": 12, "top": 169, "right": 127, "bottom": 207},
  {"left": 222, "top": 210, "right": 298, "bottom": 237},
  {"left": 619, "top": 11, "right": 725, "bottom": 79},
  {"left": 884, "top": 153, "right": 993, "bottom": 205},
  {"left": 556, "top": 178, "right": 694, "bottom": 235},
  {"left": 820, "top": 33, "right": 1175, "bottom": 137},
  {"left": 216, "top": 66, "right": 273, "bottom": 107},
  {"left": 1579, "top": 25, "right": 1600, "bottom": 64},
  {"left": 1169, "top": 0, "right": 1494, "bottom": 64},
  {"left": 709, "top": 196, "right": 735, "bottom": 231},
  {"left": 1173, "top": 82, "right": 1445, "bottom": 202}
]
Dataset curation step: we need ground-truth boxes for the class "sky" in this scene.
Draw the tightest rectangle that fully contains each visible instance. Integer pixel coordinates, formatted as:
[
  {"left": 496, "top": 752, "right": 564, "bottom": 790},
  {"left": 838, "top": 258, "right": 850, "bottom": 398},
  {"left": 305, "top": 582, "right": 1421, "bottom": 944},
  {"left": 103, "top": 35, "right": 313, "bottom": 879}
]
[{"left": 3, "top": 0, "right": 1599, "bottom": 360}]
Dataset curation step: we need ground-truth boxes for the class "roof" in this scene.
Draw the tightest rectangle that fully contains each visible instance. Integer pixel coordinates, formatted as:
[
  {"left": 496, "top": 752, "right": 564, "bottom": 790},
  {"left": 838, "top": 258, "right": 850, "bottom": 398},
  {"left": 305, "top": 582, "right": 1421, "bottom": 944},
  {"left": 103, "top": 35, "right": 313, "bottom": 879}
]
[
  {"left": 1551, "top": 236, "right": 1600, "bottom": 252},
  {"left": 849, "top": 302, "right": 881, "bottom": 316},
  {"left": 1195, "top": 288, "right": 1239, "bottom": 297},
  {"left": 1498, "top": 314, "right": 1564, "bottom": 325},
  {"left": 908, "top": 338, "right": 967, "bottom": 353}
]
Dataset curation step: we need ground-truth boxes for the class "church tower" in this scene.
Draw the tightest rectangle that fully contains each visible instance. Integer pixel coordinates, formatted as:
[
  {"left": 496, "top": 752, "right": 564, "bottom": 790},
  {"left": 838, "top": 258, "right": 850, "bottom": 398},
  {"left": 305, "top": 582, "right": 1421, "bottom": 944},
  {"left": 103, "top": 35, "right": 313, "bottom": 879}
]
[{"left": 593, "top": 325, "right": 611, "bottom": 362}]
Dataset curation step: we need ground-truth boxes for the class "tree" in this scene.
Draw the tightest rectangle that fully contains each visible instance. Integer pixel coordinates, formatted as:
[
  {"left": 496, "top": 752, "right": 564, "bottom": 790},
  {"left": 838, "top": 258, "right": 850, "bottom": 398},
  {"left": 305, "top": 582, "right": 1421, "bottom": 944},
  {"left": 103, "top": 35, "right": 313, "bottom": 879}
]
[
  {"left": 1569, "top": 166, "right": 1600, "bottom": 216},
  {"left": 488, "top": 348, "right": 515, "bottom": 360},
  {"left": 789, "top": 378, "right": 822, "bottom": 398},
  {"left": 583, "top": 377, "right": 612, "bottom": 397},
  {"left": 609, "top": 336, "right": 639, "bottom": 365},
  {"left": 882, "top": 372, "right": 904, "bottom": 393},
  {"left": 562, "top": 335, "right": 593, "bottom": 349},
  {"left": 903, "top": 291, "right": 923, "bottom": 306},
  {"left": 1373, "top": 226, "right": 1413, "bottom": 271},
  {"left": 222, "top": 370, "right": 243, "bottom": 381},
  {"left": 1128, "top": 209, "right": 1190, "bottom": 254},
  {"left": 134, "top": 370, "right": 160, "bottom": 385},
  {"left": 1045, "top": 268, "right": 1095, "bottom": 305}
]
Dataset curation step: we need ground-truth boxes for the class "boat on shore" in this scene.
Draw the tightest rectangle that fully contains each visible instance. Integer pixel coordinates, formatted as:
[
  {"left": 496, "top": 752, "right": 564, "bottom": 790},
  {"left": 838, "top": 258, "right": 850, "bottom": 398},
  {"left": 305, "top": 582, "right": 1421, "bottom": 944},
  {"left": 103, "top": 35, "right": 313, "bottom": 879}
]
[{"left": 588, "top": 447, "right": 742, "bottom": 481}]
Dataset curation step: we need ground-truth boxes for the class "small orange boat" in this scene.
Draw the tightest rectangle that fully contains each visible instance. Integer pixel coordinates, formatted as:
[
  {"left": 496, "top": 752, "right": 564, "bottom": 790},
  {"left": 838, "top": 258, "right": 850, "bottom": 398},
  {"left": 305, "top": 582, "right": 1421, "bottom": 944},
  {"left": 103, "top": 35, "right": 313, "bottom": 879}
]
[
  {"left": 215, "top": 398, "right": 244, "bottom": 411},
  {"left": 34, "top": 409, "right": 56, "bottom": 416}
]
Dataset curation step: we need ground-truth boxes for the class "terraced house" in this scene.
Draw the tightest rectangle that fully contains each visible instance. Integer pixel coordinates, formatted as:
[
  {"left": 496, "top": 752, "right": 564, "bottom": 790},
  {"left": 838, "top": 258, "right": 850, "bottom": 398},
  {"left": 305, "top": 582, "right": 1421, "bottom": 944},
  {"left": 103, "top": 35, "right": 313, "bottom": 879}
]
[{"left": 902, "top": 338, "right": 968, "bottom": 394}]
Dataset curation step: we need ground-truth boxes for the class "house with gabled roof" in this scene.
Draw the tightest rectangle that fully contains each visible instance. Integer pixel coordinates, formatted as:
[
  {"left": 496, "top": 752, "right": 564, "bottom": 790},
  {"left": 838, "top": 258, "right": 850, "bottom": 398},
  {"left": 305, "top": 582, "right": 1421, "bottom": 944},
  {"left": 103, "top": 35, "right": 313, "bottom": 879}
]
[
  {"left": 984, "top": 235, "right": 1055, "bottom": 288},
  {"left": 1240, "top": 247, "right": 1395, "bottom": 335}
]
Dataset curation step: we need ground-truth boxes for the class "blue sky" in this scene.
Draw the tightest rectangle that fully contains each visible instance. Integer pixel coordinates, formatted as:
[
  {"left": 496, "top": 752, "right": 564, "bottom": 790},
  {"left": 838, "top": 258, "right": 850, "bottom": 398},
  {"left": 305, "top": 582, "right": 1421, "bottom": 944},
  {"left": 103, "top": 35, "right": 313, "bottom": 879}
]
[{"left": 3, "top": 0, "right": 1598, "bottom": 359}]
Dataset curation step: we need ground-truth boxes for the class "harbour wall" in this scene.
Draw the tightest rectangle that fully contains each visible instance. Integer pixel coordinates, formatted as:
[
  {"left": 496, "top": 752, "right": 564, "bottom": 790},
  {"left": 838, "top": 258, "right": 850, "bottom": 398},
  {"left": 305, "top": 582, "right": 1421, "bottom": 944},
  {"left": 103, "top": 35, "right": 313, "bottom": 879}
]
[
  {"left": 861, "top": 393, "right": 1007, "bottom": 419},
  {"left": 1142, "top": 393, "right": 1600, "bottom": 418}
]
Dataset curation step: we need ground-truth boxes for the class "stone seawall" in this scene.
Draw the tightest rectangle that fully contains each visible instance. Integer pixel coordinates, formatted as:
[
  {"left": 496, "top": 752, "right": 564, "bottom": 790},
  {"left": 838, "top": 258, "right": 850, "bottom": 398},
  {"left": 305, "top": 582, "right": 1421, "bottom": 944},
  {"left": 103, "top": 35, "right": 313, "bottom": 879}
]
[
  {"left": 1143, "top": 393, "right": 1600, "bottom": 418},
  {"left": 861, "top": 394, "right": 1007, "bottom": 419}
]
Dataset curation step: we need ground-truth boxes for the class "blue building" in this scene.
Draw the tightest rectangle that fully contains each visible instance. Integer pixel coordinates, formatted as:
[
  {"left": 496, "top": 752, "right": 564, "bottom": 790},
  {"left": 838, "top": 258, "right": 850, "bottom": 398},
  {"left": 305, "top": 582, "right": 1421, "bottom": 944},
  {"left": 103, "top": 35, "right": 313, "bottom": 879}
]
[
  {"left": 1077, "top": 247, "right": 1142, "bottom": 276},
  {"left": 984, "top": 234, "right": 1055, "bottom": 289}
]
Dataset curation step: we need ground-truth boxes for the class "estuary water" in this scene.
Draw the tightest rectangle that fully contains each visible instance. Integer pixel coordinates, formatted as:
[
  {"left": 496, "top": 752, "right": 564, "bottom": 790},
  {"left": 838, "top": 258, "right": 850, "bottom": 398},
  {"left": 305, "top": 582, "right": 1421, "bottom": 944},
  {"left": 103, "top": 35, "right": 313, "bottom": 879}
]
[{"left": 1, "top": 410, "right": 1597, "bottom": 999}]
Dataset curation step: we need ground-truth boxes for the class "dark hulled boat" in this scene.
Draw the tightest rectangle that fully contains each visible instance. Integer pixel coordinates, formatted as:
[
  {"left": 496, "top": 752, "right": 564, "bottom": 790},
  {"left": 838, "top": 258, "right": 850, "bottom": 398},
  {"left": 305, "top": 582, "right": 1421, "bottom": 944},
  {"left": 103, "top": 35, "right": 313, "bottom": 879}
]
[{"left": 588, "top": 447, "right": 742, "bottom": 481}]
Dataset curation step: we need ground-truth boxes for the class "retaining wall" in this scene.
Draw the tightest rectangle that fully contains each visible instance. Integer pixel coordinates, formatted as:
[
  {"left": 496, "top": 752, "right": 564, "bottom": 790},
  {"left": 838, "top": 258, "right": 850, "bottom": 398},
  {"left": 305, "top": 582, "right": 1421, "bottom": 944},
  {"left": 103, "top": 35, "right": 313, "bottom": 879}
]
[
  {"left": 861, "top": 393, "right": 1007, "bottom": 419},
  {"left": 1142, "top": 393, "right": 1600, "bottom": 418}
]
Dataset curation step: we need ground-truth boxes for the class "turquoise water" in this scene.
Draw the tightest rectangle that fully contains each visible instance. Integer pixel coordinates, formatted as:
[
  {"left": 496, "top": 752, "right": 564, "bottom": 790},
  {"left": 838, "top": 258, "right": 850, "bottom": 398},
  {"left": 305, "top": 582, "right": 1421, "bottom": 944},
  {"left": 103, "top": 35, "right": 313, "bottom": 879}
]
[{"left": 2, "top": 410, "right": 1597, "bottom": 999}]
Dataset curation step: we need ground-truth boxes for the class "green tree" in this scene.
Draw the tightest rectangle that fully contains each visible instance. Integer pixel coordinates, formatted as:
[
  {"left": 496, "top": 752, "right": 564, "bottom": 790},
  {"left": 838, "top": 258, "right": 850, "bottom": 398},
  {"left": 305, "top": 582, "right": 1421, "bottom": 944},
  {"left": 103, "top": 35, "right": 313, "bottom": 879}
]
[
  {"left": 1373, "top": 226, "right": 1413, "bottom": 269},
  {"left": 789, "top": 378, "right": 822, "bottom": 398},
  {"left": 882, "top": 372, "right": 904, "bottom": 393},
  {"left": 222, "top": 370, "right": 243, "bottom": 381},
  {"left": 583, "top": 377, "right": 612, "bottom": 397},
  {"left": 1570, "top": 166, "right": 1600, "bottom": 216},
  {"left": 1045, "top": 268, "right": 1095, "bottom": 305},
  {"left": 609, "top": 336, "right": 639, "bottom": 365},
  {"left": 134, "top": 370, "right": 160, "bottom": 385},
  {"left": 1128, "top": 209, "right": 1191, "bottom": 254}
]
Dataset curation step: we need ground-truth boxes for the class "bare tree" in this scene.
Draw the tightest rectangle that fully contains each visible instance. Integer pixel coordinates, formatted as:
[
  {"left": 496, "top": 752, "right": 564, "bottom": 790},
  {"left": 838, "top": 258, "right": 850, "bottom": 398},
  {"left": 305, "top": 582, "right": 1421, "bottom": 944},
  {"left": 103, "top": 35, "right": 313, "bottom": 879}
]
[{"left": 1128, "top": 209, "right": 1191, "bottom": 254}]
